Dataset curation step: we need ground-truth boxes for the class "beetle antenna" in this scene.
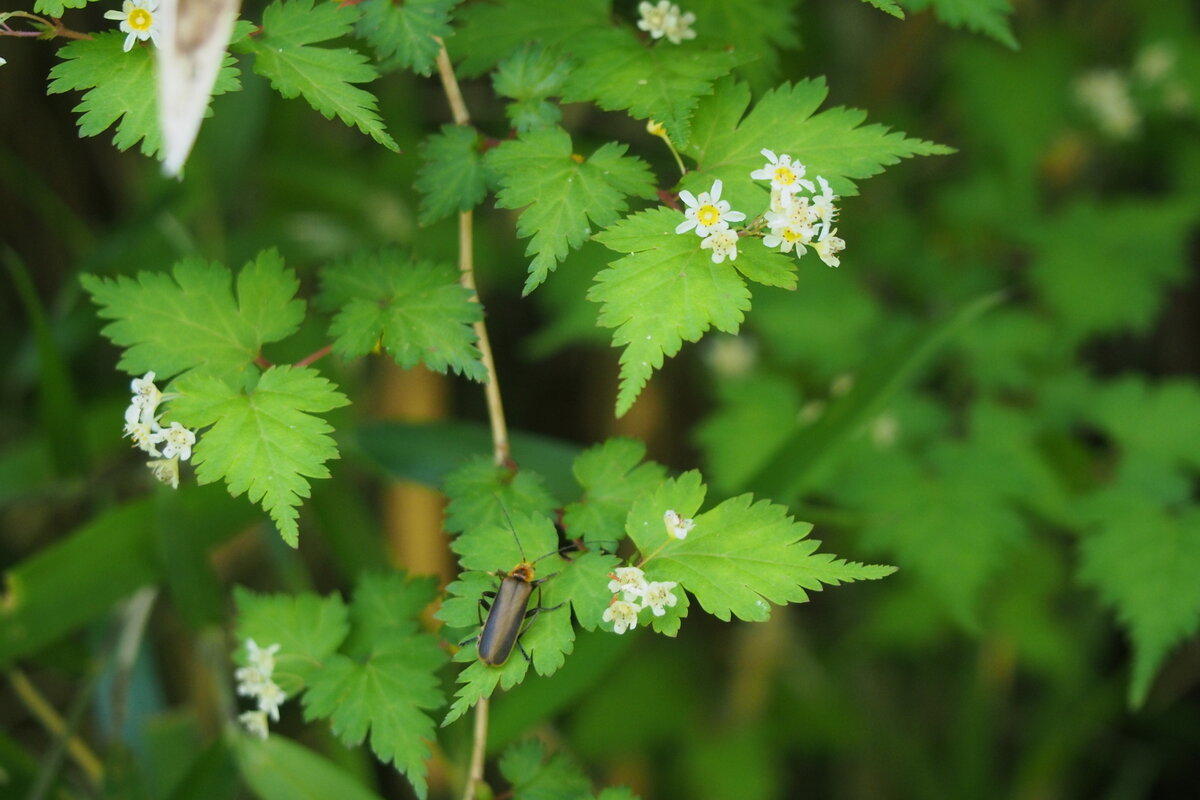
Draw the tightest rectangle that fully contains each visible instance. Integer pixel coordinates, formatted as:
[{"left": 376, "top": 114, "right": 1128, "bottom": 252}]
[{"left": 493, "top": 494, "right": 528, "bottom": 562}]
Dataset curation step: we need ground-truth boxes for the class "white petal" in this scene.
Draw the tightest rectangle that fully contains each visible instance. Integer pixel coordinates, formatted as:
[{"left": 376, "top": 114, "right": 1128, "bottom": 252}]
[{"left": 678, "top": 190, "right": 697, "bottom": 208}]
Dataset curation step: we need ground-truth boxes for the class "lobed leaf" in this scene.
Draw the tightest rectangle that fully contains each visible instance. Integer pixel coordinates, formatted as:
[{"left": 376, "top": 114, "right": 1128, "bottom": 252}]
[
  {"left": 318, "top": 250, "right": 486, "bottom": 380},
  {"left": 170, "top": 366, "right": 350, "bottom": 546},
  {"left": 590, "top": 208, "right": 752, "bottom": 416},
  {"left": 487, "top": 127, "right": 657, "bottom": 294},
  {"left": 450, "top": 0, "right": 610, "bottom": 77},
  {"left": 81, "top": 249, "right": 304, "bottom": 386},
  {"left": 355, "top": 0, "right": 455, "bottom": 76},
  {"left": 244, "top": 0, "right": 397, "bottom": 150},
  {"left": 562, "top": 437, "right": 666, "bottom": 546},
  {"left": 234, "top": 587, "right": 350, "bottom": 694},
  {"left": 414, "top": 125, "right": 496, "bottom": 225}
]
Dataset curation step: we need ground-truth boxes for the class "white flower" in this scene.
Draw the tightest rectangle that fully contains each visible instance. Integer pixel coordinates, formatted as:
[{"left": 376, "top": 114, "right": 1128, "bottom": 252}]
[
  {"left": 256, "top": 679, "right": 287, "bottom": 722},
  {"left": 1074, "top": 69, "right": 1140, "bottom": 140},
  {"left": 0, "top": 57, "right": 7, "bottom": 67},
  {"left": 675, "top": 179, "right": 745, "bottom": 237},
  {"left": 663, "top": 509, "right": 694, "bottom": 540},
  {"left": 663, "top": 8, "right": 696, "bottom": 44},
  {"left": 812, "top": 228, "right": 846, "bottom": 268},
  {"left": 640, "top": 581, "right": 679, "bottom": 617},
  {"left": 239, "top": 710, "right": 270, "bottom": 739},
  {"left": 637, "top": 1, "right": 674, "bottom": 39},
  {"left": 104, "top": 0, "right": 161, "bottom": 52},
  {"left": 812, "top": 176, "right": 838, "bottom": 226},
  {"left": 146, "top": 457, "right": 180, "bottom": 489},
  {"left": 125, "top": 419, "right": 165, "bottom": 456},
  {"left": 603, "top": 600, "right": 640, "bottom": 635},
  {"left": 699, "top": 225, "right": 739, "bottom": 263},
  {"left": 750, "top": 149, "right": 814, "bottom": 196},
  {"left": 762, "top": 206, "right": 816, "bottom": 256},
  {"left": 608, "top": 567, "right": 649, "bottom": 600},
  {"left": 245, "top": 639, "right": 280, "bottom": 675},
  {"left": 158, "top": 422, "right": 196, "bottom": 461}
]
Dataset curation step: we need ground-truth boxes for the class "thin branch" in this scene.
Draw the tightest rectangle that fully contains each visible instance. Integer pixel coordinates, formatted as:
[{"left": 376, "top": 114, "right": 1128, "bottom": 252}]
[
  {"left": 434, "top": 37, "right": 470, "bottom": 126},
  {"left": 295, "top": 343, "right": 333, "bottom": 369},
  {"left": 8, "top": 669, "right": 104, "bottom": 788},
  {"left": 462, "top": 697, "right": 490, "bottom": 800}
]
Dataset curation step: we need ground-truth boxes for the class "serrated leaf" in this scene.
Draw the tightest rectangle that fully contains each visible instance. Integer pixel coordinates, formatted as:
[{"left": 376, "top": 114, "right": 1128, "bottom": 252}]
[
  {"left": 244, "top": 0, "right": 397, "bottom": 150},
  {"left": 442, "top": 457, "right": 559, "bottom": 535},
  {"left": 345, "top": 572, "right": 439, "bottom": 654},
  {"left": 302, "top": 632, "right": 446, "bottom": 798},
  {"left": 169, "top": 366, "right": 350, "bottom": 546},
  {"left": 1078, "top": 492, "right": 1200, "bottom": 707},
  {"left": 499, "top": 740, "right": 592, "bottom": 800},
  {"left": 1087, "top": 377, "right": 1200, "bottom": 472},
  {"left": 487, "top": 128, "right": 657, "bottom": 294},
  {"left": 628, "top": 472, "right": 894, "bottom": 622},
  {"left": 562, "top": 438, "right": 666, "bottom": 546},
  {"left": 34, "top": 0, "right": 91, "bottom": 17},
  {"left": 682, "top": 78, "right": 952, "bottom": 214},
  {"left": 589, "top": 207, "right": 753, "bottom": 416},
  {"left": 860, "top": 0, "right": 905, "bottom": 18},
  {"left": 560, "top": 27, "right": 740, "bottom": 148},
  {"left": 415, "top": 125, "right": 496, "bottom": 225},
  {"left": 47, "top": 32, "right": 241, "bottom": 157},
  {"left": 687, "top": 0, "right": 801, "bottom": 88},
  {"left": 234, "top": 587, "right": 350, "bottom": 693},
  {"left": 493, "top": 44, "right": 569, "bottom": 132},
  {"left": 317, "top": 250, "right": 486, "bottom": 380},
  {"left": 904, "top": 0, "right": 1016, "bottom": 49},
  {"left": 356, "top": 0, "right": 455, "bottom": 75},
  {"left": 450, "top": 0, "right": 610, "bottom": 77},
  {"left": 81, "top": 249, "right": 304, "bottom": 386}
]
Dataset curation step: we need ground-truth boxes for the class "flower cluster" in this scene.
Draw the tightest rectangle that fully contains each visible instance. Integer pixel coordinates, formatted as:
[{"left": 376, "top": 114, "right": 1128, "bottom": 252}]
[
  {"left": 603, "top": 566, "right": 680, "bottom": 634},
  {"left": 105, "top": 0, "right": 161, "bottom": 52},
  {"left": 123, "top": 372, "right": 196, "bottom": 489},
  {"left": 675, "top": 179, "right": 745, "bottom": 264},
  {"left": 235, "top": 639, "right": 286, "bottom": 739},
  {"left": 671, "top": 151, "right": 847, "bottom": 268},
  {"left": 752, "top": 149, "right": 845, "bottom": 268},
  {"left": 637, "top": 1, "right": 696, "bottom": 45}
]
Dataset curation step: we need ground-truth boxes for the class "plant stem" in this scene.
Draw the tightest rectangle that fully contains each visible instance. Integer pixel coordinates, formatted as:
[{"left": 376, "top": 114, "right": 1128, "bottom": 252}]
[
  {"left": 8, "top": 669, "right": 104, "bottom": 788},
  {"left": 294, "top": 343, "right": 333, "bottom": 369},
  {"left": 434, "top": 38, "right": 508, "bottom": 800}
]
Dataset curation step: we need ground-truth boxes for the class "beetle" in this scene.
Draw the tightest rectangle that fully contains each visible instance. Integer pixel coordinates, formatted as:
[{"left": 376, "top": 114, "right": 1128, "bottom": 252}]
[{"left": 471, "top": 505, "right": 566, "bottom": 666}]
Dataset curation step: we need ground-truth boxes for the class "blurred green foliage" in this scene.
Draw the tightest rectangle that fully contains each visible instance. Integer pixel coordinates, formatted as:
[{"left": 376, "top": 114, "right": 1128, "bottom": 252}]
[{"left": 3, "top": 0, "right": 1200, "bottom": 798}]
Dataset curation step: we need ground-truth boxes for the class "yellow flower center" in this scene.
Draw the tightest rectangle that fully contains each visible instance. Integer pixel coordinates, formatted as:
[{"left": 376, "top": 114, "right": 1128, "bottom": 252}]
[
  {"left": 129, "top": 8, "right": 153, "bottom": 31},
  {"left": 774, "top": 166, "right": 796, "bottom": 186},
  {"left": 697, "top": 204, "right": 720, "bottom": 226},
  {"left": 783, "top": 228, "right": 804, "bottom": 243}
]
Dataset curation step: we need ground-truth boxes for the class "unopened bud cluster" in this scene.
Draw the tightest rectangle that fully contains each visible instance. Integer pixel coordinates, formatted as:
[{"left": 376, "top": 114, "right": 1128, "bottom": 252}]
[
  {"left": 235, "top": 639, "right": 286, "bottom": 739},
  {"left": 123, "top": 372, "right": 196, "bottom": 489}
]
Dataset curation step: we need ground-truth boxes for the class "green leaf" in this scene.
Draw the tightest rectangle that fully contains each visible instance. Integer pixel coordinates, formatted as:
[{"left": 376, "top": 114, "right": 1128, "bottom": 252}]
[
  {"left": 245, "top": 0, "right": 398, "bottom": 150},
  {"left": 302, "top": 632, "right": 446, "bottom": 798},
  {"left": 1077, "top": 491, "right": 1200, "bottom": 707},
  {"left": 48, "top": 32, "right": 241, "bottom": 157},
  {"left": 681, "top": 78, "right": 952, "bottom": 214},
  {"left": 687, "top": 0, "right": 801, "bottom": 88},
  {"left": 355, "top": 0, "right": 455, "bottom": 76},
  {"left": 860, "top": 0, "right": 906, "bottom": 19},
  {"left": 560, "top": 28, "right": 741, "bottom": 148},
  {"left": 81, "top": 249, "right": 305, "bottom": 386},
  {"left": 441, "top": 457, "right": 559, "bottom": 535},
  {"left": 627, "top": 472, "right": 894, "bottom": 622},
  {"left": 694, "top": 372, "right": 802, "bottom": 494},
  {"left": 903, "top": 0, "right": 1017, "bottom": 49},
  {"left": 170, "top": 366, "right": 350, "bottom": 546},
  {"left": 237, "top": 736, "right": 383, "bottom": 800},
  {"left": 346, "top": 572, "right": 440, "bottom": 651},
  {"left": 562, "top": 438, "right": 666, "bottom": 546},
  {"left": 1087, "top": 377, "right": 1200, "bottom": 473},
  {"left": 589, "top": 207, "right": 754, "bottom": 416},
  {"left": 499, "top": 740, "right": 592, "bottom": 800},
  {"left": 414, "top": 125, "right": 496, "bottom": 225},
  {"left": 34, "top": 0, "right": 92, "bottom": 17},
  {"left": 493, "top": 45, "right": 570, "bottom": 132},
  {"left": 450, "top": 0, "right": 610, "bottom": 77},
  {"left": 1027, "top": 199, "right": 1198, "bottom": 342},
  {"left": 317, "top": 250, "right": 486, "bottom": 380},
  {"left": 487, "top": 127, "right": 657, "bottom": 294},
  {"left": 234, "top": 587, "right": 350, "bottom": 694}
]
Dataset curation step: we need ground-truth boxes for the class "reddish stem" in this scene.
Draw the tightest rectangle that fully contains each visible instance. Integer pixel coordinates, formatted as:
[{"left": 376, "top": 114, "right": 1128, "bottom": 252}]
[{"left": 294, "top": 344, "right": 333, "bottom": 369}]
